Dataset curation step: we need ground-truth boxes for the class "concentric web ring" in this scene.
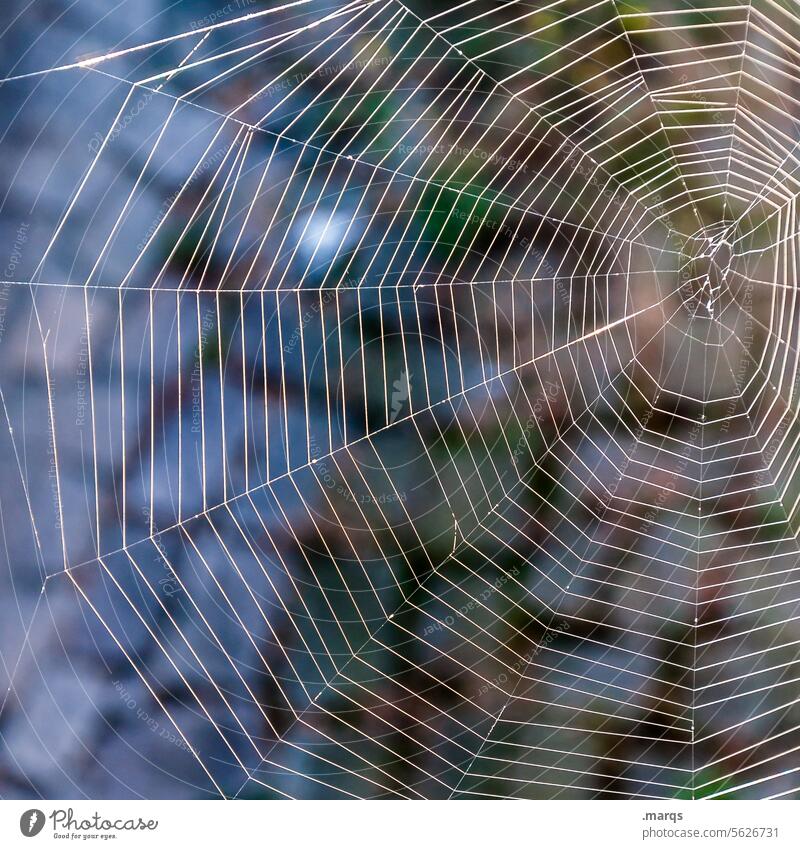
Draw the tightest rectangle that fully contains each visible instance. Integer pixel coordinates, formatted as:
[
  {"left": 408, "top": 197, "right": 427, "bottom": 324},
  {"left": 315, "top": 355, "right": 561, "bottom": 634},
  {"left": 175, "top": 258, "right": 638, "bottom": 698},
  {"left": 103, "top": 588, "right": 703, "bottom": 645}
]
[{"left": 2, "top": 0, "right": 800, "bottom": 800}]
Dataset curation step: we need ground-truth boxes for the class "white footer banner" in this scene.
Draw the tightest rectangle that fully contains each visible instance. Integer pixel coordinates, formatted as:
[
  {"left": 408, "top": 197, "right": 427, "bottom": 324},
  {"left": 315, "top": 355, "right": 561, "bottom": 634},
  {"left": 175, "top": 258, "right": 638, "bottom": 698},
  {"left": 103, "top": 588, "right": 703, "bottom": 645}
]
[{"left": 2, "top": 800, "right": 798, "bottom": 848}]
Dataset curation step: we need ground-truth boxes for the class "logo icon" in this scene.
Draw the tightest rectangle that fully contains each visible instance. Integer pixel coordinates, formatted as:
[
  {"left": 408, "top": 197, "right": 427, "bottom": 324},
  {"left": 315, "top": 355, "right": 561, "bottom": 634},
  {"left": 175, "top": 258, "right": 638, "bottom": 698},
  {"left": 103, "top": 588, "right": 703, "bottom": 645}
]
[
  {"left": 390, "top": 369, "right": 411, "bottom": 424},
  {"left": 20, "top": 810, "right": 45, "bottom": 837}
]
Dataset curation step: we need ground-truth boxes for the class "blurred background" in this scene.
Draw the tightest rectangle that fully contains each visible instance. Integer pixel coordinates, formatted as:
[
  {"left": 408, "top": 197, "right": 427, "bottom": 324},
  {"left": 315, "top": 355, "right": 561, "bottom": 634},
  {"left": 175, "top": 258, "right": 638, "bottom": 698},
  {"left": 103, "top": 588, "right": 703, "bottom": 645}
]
[{"left": 1, "top": 0, "right": 800, "bottom": 799}]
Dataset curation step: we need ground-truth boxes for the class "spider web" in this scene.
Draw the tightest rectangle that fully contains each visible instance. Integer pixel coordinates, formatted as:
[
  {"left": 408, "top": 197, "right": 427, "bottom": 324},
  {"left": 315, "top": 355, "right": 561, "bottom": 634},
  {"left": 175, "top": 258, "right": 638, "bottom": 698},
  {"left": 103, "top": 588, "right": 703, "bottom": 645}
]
[{"left": 3, "top": 0, "right": 800, "bottom": 799}]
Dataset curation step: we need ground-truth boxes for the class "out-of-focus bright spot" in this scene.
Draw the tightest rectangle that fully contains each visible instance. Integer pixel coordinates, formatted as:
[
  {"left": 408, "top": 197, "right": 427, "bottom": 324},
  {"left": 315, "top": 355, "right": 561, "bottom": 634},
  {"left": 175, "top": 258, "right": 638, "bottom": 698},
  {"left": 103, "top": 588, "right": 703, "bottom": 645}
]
[{"left": 299, "top": 211, "right": 349, "bottom": 260}]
